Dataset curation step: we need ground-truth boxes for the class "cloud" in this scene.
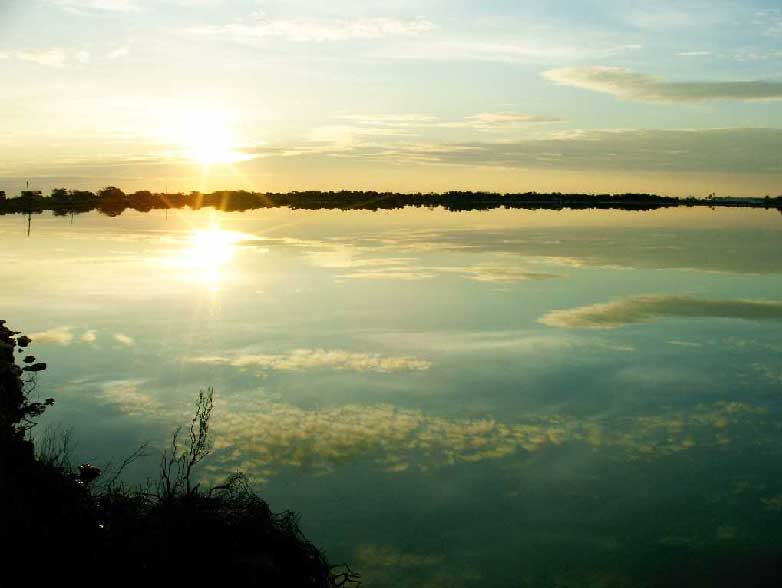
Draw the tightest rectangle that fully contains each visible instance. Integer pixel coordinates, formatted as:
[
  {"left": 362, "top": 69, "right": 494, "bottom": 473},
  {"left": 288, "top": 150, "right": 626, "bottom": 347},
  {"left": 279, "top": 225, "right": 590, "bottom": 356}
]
[
  {"left": 190, "top": 349, "right": 432, "bottom": 373},
  {"left": 369, "top": 330, "right": 634, "bottom": 355},
  {"left": 540, "top": 295, "right": 782, "bottom": 329},
  {"left": 187, "top": 15, "right": 435, "bottom": 43},
  {"left": 755, "top": 9, "right": 782, "bottom": 38},
  {"left": 346, "top": 128, "right": 782, "bottom": 174},
  {"left": 206, "top": 398, "right": 764, "bottom": 479},
  {"left": 50, "top": 0, "right": 140, "bottom": 13},
  {"left": 377, "top": 38, "right": 641, "bottom": 65},
  {"left": 17, "top": 48, "right": 68, "bottom": 67},
  {"left": 89, "top": 379, "right": 769, "bottom": 478},
  {"left": 16, "top": 123, "right": 782, "bottom": 179},
  {"left": 334, "top": 114, "right": 439, "bottom": 127},
  {"left": 543, "top": 66, "right": 782, "bottom": 102},
  {"left": 435, "top": 264, "right": 560, "bottom": 284},
  {"left": 441, "top": 113, "right": 564, "bottom": 130},
  {"left": 107, "top": 45, "right": 130, "bottom": 60},
  {"left": 210, "top": 400, "right": 572, "bottom": 477},
  {"left": 29, "top": 326, "right": 74, "bottom": 345},
  {"left": 80, "top": 330, "right": 97, "bottom": 343},
  {"left": 356, "top": 544, "right": 443, "bottom": 569},
  {"left": 14, "top": 47, "right": 93, "bottom": 67},
  {"left": 337, "top": 270, "right": 438, "bottom": 281},
  {"left": 99, "top": 380, "right": 161, "bottom": 416},
  {"left": 113, "top": 333, "right": 135, "bottom": 346}
]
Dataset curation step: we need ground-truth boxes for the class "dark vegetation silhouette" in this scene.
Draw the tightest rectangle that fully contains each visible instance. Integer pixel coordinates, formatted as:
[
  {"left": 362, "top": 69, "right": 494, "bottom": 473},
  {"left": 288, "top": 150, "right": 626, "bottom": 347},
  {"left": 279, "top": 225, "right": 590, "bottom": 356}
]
[
  {"left": 1, "top": 186, "right": 780, "bottom": 218},
  {"left": 0, "top": 320, "right": 361, "bottom": 587}
]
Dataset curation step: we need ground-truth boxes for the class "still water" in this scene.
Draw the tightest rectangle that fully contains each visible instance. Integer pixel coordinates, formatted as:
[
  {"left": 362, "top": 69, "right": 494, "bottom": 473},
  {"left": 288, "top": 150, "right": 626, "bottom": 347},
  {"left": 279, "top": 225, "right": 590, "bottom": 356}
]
[{"left": 3, "top": 206, "right": 782, "bottom": 586}]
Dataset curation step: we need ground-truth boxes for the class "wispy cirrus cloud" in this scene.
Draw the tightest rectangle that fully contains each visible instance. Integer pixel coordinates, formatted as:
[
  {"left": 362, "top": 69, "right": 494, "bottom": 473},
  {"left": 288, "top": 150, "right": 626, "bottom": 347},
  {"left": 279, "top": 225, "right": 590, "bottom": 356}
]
[
  {"left": 440, "top": 112, "right": 564, "bottom": 130},
  {"left": 441, "top": 264, "right": 560, "bottom": 284},
  {"left": 339, "top": 128, "right": 782, "bottom": 174},
  {"left": 17, "top": 48, "right": 69, "bottom": 67},
  {"left": 540, "top": 295, "right": 782, "bottom": 329},
  {"left": 334, "top": 114, "right": 439, "bottom": 127},
  {"left": 187, "top": 14, "right": 435, "bottom": 43},
  {"left": 189, "top": 349, "right": 432, "bottom": 373},
  {"left": 375, "top": 38, "right": 642, "bottom": 65},
  {"left": 330, "top": 111, "right": 562, "bottom": 135},
  {"left": 50, "top": 0, "right": 140, "bottom": 13},
  {"left": 755, "top": 9, "right": 782, "bottom": 37},
  {"left": 543, "top": 66, "right": 782, "bottom": 102},
  {"left": 338, "top": 270, "right": 438, "bottom": 281},
  {"left": 106, "top": 45, "right": 131, "bottom": 60},
  {"left": 14, "top": 47, "right": 91, "bottom": 67}
]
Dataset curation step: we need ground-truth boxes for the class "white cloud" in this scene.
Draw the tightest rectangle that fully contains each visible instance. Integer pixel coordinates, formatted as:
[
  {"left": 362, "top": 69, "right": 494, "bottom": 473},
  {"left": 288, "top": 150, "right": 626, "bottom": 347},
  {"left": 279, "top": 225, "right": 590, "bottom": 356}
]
[
  {"left": 338, "top": 270, "right": 438, "bottom": 281},
  {"left": 543, "top": 66, "right": 782, "bottom": 102},
  {"left": 190, "top": 348, "right": 431, "bottom": 373},
  {"left": 29, "top": 326, "right": 74, "bottom": 345},
  {"left": 755, "top": 9, "right": 782, "bottom": 37},
  {"left": 14, "top": 47, "right": 94, "bottom": 67},
  {"left": 80, "top": 330, "right": 97, "bottom": 343},
  {"left": 377, "top": 38, "right": 641, "bottom": 65},
  {"left": 441, "top": 113, "right": 564, "bottom": 130},
  {"left": 335, "top": 114, "right": 439, "bottom": 127},
  {"left": 99, "top": 380, "right": 161, "bottom": 416},
  {"left": 341, "top": 128, "right": 782, "bottom": 174},
  {"left": 205, "top": 398, "right": 762, "bottom": 478},
  {"left": 17, "top": 48, "right": 68, "bottom": 67},
  {"left": 50, "top": 0, "right": 140, "bottom": 13},
  {"left": 113, "top": 333, "right": 135, "bottom": 346},
  {"left": 107, "top": 45, "right": 131, "bottom": 60},
  {"left": 187, "top": 15, "right": 435, "bottom": 44},
  {"left": 439, "top": 264, "right": 560, "bottom": 284},
  {"left": 540, "top": 295, "right": 782, "bottom": 329}
]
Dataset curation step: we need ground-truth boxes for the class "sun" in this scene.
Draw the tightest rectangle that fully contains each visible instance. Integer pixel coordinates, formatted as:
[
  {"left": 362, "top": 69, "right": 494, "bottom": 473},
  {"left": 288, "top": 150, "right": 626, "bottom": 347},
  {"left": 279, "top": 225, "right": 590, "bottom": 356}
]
[{"left": 181, "top": 112, "right": 246, "bottom": 165}]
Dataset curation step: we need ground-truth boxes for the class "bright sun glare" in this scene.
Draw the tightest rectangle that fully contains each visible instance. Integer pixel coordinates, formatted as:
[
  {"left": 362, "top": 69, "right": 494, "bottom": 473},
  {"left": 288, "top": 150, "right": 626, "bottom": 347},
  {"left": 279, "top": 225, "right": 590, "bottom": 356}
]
[
  {"left": 181, "top": 113, "right": 245, "bottom": 165},
  {"left": 168, "top": 225, "right": 249, "bottom": 291}
]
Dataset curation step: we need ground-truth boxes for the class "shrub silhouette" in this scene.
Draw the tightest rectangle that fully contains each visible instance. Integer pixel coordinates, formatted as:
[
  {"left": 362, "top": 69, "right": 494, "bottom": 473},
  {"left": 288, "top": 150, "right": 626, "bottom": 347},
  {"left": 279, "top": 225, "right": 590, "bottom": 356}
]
[{"left": 0, "top": 320, "right": 360, "bottom": 587}]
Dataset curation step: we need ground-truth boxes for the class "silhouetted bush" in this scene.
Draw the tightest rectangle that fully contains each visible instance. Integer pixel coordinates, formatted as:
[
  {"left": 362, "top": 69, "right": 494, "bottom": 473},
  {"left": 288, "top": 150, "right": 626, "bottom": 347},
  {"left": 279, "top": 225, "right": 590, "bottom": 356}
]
[{"left": 0, "top": 320, "right": 360, "bottom": 587}]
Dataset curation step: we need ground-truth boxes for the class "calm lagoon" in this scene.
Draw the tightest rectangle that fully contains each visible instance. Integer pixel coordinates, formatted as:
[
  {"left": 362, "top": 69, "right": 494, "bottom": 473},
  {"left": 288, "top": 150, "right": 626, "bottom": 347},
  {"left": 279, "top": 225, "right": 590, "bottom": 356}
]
[{"left": 3, "top": 205, "right": 782, "bottom": 586}]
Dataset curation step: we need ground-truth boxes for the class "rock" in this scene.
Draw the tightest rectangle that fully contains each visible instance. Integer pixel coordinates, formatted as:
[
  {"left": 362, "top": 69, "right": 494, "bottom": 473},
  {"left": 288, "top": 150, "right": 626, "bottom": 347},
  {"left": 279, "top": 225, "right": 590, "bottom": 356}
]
[
  {"left": 22, "top": 363, "right": 47, "bottom": 373},
  {"left": 78, "top": 464, "right": 102, "bottom": 484}
]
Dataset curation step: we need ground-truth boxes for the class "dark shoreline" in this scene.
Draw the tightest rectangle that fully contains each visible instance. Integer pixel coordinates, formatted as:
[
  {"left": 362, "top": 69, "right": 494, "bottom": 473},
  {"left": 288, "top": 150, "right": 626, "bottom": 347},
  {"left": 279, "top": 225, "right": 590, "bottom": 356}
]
[
  {"left": 1, "top": 188, "right": 781, "bottom": 216},
  {"left": 0, "top": 319, "right": 360, "bottom": 587}
]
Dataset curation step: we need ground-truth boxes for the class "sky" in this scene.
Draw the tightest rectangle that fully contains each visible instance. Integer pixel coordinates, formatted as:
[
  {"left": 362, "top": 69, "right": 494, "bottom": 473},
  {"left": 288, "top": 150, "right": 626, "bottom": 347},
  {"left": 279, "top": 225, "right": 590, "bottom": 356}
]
[{"left": 1, "top": 0, "right": 781, "bottom": 196}]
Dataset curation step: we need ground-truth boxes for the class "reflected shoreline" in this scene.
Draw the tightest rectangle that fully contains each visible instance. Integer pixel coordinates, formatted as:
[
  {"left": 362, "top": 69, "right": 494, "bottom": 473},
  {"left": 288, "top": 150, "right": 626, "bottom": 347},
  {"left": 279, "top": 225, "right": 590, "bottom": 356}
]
[{"left": 1, "top": 188, "right": 781, "bottom": 217}]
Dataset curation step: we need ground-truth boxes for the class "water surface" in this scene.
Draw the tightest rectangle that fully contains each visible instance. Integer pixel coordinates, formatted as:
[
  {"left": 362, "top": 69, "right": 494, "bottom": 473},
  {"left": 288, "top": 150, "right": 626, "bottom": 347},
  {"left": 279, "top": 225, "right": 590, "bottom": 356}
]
[{"left": 3, "top": 206, "right": 782, "bottom": 587}]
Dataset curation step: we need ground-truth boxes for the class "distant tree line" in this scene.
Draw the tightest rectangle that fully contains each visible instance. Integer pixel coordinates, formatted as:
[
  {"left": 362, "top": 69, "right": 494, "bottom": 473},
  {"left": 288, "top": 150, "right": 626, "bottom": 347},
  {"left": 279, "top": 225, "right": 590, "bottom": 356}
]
[{"left": 0, "top": 186, "right": 780, "bottom": 216}]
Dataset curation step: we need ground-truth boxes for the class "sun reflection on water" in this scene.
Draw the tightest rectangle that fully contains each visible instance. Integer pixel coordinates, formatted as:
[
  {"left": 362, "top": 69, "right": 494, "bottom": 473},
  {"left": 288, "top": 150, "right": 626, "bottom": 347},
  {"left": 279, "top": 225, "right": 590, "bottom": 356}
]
[{"left": 167, "top": 224, "right": 251, "bottom": 291}]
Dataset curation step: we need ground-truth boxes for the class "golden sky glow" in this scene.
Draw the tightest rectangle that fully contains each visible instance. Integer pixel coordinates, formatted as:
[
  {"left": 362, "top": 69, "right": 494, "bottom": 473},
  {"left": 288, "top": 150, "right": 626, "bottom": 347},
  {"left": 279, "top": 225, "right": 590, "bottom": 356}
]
[{"left": 1, "top": 1, "right": 781, "bottom": 195}]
